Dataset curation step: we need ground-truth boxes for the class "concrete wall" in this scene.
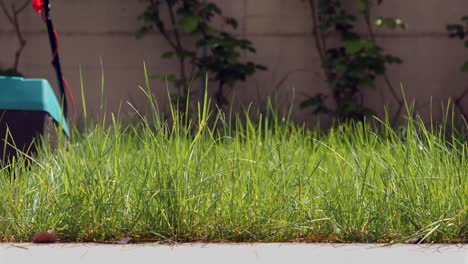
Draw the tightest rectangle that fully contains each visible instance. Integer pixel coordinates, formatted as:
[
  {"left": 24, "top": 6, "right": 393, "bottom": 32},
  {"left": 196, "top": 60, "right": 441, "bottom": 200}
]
[{"left": 1, "top": 0, "right": 467, "bottom": 127}]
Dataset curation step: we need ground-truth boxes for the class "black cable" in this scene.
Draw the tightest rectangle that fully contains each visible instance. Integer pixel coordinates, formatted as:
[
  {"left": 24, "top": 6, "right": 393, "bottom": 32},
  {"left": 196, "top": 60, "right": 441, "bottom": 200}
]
[{"left": 42, "top": 0, "right": 67, "bottom": 119}]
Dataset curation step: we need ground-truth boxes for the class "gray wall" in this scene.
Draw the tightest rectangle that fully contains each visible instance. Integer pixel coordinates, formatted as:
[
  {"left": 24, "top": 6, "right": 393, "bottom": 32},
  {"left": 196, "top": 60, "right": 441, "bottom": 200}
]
[{"left": 1, "top": 0, "right": 467, "bottom": 127}]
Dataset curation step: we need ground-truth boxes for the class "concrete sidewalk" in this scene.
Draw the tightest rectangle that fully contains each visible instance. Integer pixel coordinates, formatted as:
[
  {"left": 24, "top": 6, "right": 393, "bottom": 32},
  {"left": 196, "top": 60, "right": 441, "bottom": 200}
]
[{"left": 1, "top": 243, "right": 466, "bottom": 264}]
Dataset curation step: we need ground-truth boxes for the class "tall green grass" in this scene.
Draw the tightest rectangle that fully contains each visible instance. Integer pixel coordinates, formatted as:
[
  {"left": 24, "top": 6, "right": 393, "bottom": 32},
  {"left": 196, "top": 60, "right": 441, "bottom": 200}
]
[{"left": 0, "top": 80, "right": 466, "bottom": 244}]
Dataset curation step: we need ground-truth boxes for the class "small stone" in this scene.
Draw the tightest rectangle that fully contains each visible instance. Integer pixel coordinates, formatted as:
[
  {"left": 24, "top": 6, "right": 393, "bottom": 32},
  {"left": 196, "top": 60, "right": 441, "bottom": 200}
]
[{"left": 32, "top": 229, "right": 57, "bottom": 243}]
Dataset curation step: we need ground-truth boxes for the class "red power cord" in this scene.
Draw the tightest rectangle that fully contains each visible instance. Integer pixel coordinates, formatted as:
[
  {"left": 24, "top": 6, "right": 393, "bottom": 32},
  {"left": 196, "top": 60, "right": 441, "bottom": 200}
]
[{"left": 33, "top": 0, "right": 77, "bottom": 124}]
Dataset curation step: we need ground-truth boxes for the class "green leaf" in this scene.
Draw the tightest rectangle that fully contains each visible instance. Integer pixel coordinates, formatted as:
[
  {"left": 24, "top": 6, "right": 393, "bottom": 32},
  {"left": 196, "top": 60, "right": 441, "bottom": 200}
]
[
  {"left": 447, "top": 24, "right": 465, "bottom": 39},
  {"left": 447, "top": 24, "right": 462, "bottom": 31},
  {"left": 300, "top": 94, "right": 329, "bottom": 114},
  {"left": 397, "top": 20, "right": 407, "bottom": 30},
  {"left": 176, "top": 50, "right": 196, "bottom": 59},
  {"left": 376, "top": 17, "right": 406, "bottom": 30},
  {"left": 361, "top": 77, "right": 376, "bottom": 89},
  {"left": 385, "top": 18, "right": 397, "bottom": 30},
  {"left": 161, "top": 51, "right": 175, "bottom": 59},
  {"left": 205, "top": 26, "right": 219, "bottom": 36},
  {"left": 206, "top": 3, "right": 222, "bottom": 15},
  {"left": 357, "top": 0, "right": 369, "bottom": 14},
  {"left": 375, "top": 17, "right": 384, "bottom": 27},
  {"left": 385, "top": 55, "right": 403, "bottom": 64},
  {"left": 176, "top": 15, "right": 201, "bottom": 33},
  {"left": 300, "top": 95, "right": 326, "bottom": 108},
  {"left": 334, "top": 59, "right": 348, "bottom": 71},
  {"left": 225, "top": 17, "right": 239, "bottom": 29},
  {"left": 462, "top": 61, "right": 468, "bottom": 72},
  {"left": 136, "top": 27, "right": 150, "bottom": 39},
  {"left": 344, "top": 39, "right": 371, "bottom": 54}
]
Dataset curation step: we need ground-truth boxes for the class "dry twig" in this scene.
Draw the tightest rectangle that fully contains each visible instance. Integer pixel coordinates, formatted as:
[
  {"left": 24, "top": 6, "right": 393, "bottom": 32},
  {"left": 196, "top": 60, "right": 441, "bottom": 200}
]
[{"left": 0, "top": 0, "right": 30, "bottom": 72}]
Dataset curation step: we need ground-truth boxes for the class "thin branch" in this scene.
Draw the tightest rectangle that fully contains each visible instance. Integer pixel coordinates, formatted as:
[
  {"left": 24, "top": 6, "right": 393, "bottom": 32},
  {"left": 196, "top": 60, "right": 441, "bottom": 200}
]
[
  {"left": 148, "top": 0, "right": 178, "bottom": 49},
  {"left": 383, "top": 74, "right": 403, "bottom": 124},
  {"left": 11, "top": 1, "right": 29, "bottom": 70},
  {"left": 0, "top": 0, "right": 29, "bottom": 72},
  {"left": 456, "top": 85, "right": 468, "bottom": 102},
  {"left": 165, "top": 0, "right": 189, "bottom": 96},
  {"left": 13, "top": 0, "right": 29, "bottom": 14},
  {"left": 307, "top": 0, "right": 335, "bottom": 118},
  {"left": 165, "top": 0, "right": 184, "bottom": 54},
  {"left": 363, "top": 5, "right": 376, "bottom": 40},
  {"left": 309, "top": 0, "right": 326, "bottom": 67},
  {"left": 363, "top": 3, "right": 403, "bottom": 125},
  {"left": 12, "top": 12, "right": 26, "bottom": 70},
  {"left": 0, "top": 0, "right": 13, "bottom": 23}
]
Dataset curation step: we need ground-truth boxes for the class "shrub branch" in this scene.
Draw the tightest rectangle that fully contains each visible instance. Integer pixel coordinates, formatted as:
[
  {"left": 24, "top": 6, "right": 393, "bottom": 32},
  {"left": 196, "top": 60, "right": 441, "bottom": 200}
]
[{"left": 0, "top": 0, "right": 29, "bottom": 73}]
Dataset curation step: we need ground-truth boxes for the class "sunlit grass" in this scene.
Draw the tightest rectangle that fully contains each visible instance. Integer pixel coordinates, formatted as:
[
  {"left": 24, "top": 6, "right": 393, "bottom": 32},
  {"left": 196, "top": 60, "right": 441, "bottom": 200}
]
[{"left": 0, "top": 79, "right": 466, "bottom": 244}]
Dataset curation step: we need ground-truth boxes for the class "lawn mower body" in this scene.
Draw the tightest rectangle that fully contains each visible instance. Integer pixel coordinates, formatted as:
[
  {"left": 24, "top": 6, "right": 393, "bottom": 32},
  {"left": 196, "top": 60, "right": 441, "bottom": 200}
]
[{"left": 0, "top": 76, "right": 69, "bottom": 164}]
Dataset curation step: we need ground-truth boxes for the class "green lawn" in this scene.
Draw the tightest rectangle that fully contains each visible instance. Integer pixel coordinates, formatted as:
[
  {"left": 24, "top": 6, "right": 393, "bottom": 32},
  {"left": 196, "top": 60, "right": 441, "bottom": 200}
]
[{"left": 0, "top": 96, "right": 466, "bottom": 243}]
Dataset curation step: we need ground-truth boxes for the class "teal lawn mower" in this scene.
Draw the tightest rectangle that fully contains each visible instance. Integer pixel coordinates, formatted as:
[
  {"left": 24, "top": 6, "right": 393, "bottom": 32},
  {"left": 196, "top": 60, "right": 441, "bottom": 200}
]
[{"left": 0, "top": 0, "right": 75, "bottom": 165}]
